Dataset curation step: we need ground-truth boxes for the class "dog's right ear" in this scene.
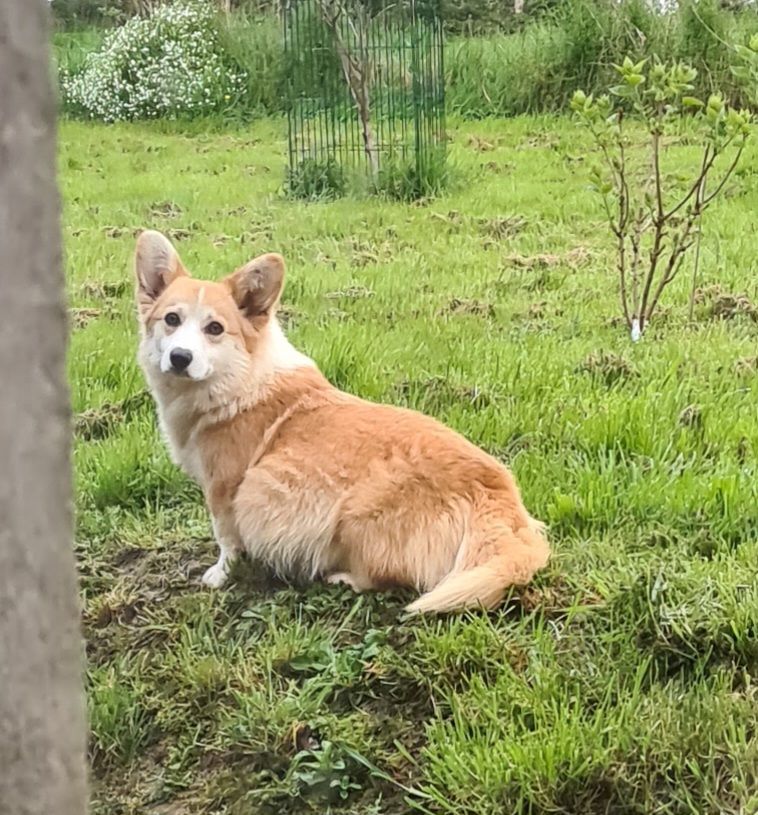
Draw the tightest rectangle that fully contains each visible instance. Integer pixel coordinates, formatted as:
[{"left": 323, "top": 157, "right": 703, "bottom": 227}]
[{"left": 134, "top": 230, "right": 187, "bottom": 315}]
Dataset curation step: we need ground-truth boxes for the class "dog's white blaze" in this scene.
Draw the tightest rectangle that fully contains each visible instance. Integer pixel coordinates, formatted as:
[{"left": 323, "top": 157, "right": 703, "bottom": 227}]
[{"left": 159, "top": 315, "right": 212, "bottom": 380}]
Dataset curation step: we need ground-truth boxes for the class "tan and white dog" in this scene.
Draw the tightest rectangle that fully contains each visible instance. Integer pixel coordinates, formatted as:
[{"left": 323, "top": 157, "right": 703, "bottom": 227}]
[{"left": 134, "top": 230, "right": 549, "bottom": 613}]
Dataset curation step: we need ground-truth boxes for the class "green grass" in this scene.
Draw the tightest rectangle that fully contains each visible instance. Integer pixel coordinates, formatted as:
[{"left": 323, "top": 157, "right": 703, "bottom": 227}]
[
  {"left": 53, "top": 27, "right": 104, "bottom": 76},
  {"left": 62, "top": 115, "right": 758, "bottom": 814}
]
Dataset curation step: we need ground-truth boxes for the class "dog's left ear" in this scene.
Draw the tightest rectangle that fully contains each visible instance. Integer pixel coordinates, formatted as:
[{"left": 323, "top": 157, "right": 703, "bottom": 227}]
[{"left": 224, "top": 253, "right": 285, "bottom": 327}]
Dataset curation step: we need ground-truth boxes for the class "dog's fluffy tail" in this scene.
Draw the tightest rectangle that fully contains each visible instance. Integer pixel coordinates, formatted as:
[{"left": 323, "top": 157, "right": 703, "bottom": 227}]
[{"left": 405, "top": 516, "right": 549, "bottom": 614}]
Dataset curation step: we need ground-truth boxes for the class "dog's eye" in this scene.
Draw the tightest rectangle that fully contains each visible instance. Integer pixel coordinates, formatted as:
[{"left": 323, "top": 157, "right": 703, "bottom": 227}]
[
  {"left": 205, "top": 321, "right": 224, "bottom": 336},
  {"left": 164, "top": 312, "right": 181, "bottom": 327}
]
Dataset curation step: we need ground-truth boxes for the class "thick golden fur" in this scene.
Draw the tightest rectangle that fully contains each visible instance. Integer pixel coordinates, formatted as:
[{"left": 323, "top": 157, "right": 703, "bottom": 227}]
[{"left": 135, "top": 230, "right": 549, "bottom": 613}]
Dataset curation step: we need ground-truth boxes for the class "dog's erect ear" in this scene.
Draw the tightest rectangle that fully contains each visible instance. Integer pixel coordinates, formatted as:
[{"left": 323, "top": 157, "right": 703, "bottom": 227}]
[
  {"left": 224, "top": 253, "right": 285, "bottom": 327},
  {"left": 134, "top": 230, "right": 187, "bottom": 313}
]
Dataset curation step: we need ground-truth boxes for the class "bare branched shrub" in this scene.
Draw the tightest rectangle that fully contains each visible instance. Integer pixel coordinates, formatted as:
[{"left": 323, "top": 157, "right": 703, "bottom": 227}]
[{"left": 572, "top": 57, "right": 752, "bottom": 340}]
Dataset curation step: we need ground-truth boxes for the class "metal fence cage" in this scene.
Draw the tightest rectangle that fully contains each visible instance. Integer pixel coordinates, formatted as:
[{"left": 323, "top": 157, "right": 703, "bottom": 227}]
[{"left": 283, "top": 0, "right": 446, "bottom": 198}]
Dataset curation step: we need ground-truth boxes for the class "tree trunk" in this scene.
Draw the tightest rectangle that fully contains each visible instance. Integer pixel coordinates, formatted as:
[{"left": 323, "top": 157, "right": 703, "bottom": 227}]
[
  {"left": 333, "top": 42, "right": 379, "bottom": 179},
  {"left": 315, "top": 0, "right": 379, "bottom": 179},
  {"left": 0, "top": 3, "right": 87, "bottom": 815}
]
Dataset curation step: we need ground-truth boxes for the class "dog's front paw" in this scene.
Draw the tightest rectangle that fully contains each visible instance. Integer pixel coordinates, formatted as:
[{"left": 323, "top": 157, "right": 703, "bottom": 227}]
[
  {"left": 327, "top": 572, "right": 363, "bottom": 592},
  {"left": 202, "top": 562, "right": 230, "bottom": 589}
]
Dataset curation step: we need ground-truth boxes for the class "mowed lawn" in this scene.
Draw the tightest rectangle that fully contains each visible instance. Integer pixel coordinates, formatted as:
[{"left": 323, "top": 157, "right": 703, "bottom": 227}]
[{"left": 62, "top": 115, "right": 757, "bottom": 815}]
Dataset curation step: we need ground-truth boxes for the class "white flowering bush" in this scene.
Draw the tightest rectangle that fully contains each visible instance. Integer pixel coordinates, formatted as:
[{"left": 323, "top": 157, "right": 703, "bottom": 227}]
[{"left": 62, "top": 1, "right": 247, "bottom": 122}]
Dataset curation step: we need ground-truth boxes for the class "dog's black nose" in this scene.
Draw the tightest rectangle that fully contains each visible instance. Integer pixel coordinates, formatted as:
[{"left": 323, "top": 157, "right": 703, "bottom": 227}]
[{"left": 169, "top": 348, "right": 193, "bottom": 372}]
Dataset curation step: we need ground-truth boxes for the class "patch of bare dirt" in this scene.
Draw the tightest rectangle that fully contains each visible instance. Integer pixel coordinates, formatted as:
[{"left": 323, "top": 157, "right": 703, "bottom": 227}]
[
  {"left": 478, "top": 215, "right": 527, "bottom": 241},
  {"left": 518, "top": 132, "right": 561, "bottom": 150},
  {"left": 148, "top": 200, "right": 183, "bottom": 219},
  {"left": 734, "top": 356, "right": 758, "bottom": 376},
  {"left": 70, "top": 306, "right": 110, "bottom": 329},
  {"left": 429, "top": 210, "right": 527, "bottom": 242},
  {"left": 277, "top": 304, "right": 302, "bottom": 329},
  {"left": 467, "top": 134, "right": 499, "bottom": 152},
  {"left": 482, "top": 160, "right": 515, "bottom": 174},
  {"left": 393, "top": 375, "right": 492, "bottom": 409},
  {"left": 325, "top": 285, "right": 374, "bottom": 300},
  {"left": 74, "top": 390, "right": 152, "bottom": 441},
  {"left": 577, "top": 351, "right": 638, "bottom": 386},
  {"left": 345, "top": 237, "right": 397, "bottom": 267},
  {"left": 505, "top": 246, "right": 592, "bottom": 270},
  {"left": 166, "top": 227, "right": 191, "bottom": 241},
  {"left": 439, "top": 297, "right": 496, "bottom": 319},
  {"left": 694, "top": 285, "right": 757, "bottom": 321},
  {"left": 81, "top": 280, "right": 129, "bottom": 300},
  {"left": 103, "top": 225, "right": 141, "bottom": 239}
]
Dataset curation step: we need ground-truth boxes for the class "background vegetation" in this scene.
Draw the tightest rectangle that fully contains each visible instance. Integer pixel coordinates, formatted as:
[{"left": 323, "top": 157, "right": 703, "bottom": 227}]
[{"left": 53, "top": 0, "right": 758, "bottom": 121}]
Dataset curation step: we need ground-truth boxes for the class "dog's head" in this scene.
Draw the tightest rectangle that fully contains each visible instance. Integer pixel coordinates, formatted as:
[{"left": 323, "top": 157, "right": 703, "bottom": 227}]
[{"left": 134, "top": 230, "right": 285, "bottom": 385}]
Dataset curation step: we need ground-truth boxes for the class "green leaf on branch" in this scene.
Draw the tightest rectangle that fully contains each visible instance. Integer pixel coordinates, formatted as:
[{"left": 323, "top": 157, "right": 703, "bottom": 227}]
[{"left": 610, "top": 85, "right": 634, "bottom": 98}]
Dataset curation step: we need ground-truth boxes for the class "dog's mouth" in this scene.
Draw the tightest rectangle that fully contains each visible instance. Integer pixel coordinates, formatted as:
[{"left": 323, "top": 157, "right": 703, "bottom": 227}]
[{"left": 163, "top": 365, "right": 213, "bottom": 383}]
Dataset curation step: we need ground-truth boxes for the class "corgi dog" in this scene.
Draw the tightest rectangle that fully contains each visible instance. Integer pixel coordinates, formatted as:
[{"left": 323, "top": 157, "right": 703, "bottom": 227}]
[{"left": 134, "top": 230, "right": 549, "bottom": 613}]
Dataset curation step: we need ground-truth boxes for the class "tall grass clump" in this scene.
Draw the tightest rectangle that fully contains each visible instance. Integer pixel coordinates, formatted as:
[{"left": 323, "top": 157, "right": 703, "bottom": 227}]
[
  {"left": 52, "top": 28, "right": 104, "bottom": 77},
  {"left": 446, "top": 24, "right": 569, "bottom": 117},
  {"left": 447, "top": 0, "right": 664, "bottom": 117},
  {"left": 217, "top": 11, "right": 287, "bottom": 117},
  {"left": 374, "top": 149, "right": 450, "bottom": 201},
  {"left": 61, "top": 0, "right": 247, "bottom": 122}
]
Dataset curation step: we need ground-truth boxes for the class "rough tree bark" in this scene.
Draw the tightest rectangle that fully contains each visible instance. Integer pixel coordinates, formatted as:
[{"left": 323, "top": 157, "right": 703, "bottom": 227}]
[{"left": 0, "top": 3, "right": 87, "bottom": 815}]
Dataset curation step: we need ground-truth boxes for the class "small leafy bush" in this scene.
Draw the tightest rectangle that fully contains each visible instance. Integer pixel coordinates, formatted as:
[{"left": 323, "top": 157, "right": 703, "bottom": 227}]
[
  {"left": 375, "top": 149, "right": 449, "bottom": 201},
  {"left": 287, "top": 157, "right": 347, "bottom": 200},
  {"left": 61, "top": 1, "right": 247, "bottom": 122},
  {"left": 291, "top": 740, "right": 362, "bottom": 803},
  {"left": 572, "top": 58, "right": 752, "bottom": 339}
]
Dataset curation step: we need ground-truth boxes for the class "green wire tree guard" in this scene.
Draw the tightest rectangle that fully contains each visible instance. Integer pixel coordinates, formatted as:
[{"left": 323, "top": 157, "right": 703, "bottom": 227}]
[{"left": 283, "top": 0, "right": 446, "bottom": 199}]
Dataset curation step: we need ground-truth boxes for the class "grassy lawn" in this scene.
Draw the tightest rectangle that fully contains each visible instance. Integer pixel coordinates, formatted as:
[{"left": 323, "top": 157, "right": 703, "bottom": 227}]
[{"left": 62, "top": 115, "right": 757, "bottom": 814}]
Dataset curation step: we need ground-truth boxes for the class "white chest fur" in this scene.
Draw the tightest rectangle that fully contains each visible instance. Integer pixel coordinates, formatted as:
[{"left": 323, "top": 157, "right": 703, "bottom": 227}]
[
  {"left": 144, "top": 367, "right": 207, "bottom": 485},
  {"left": 156, "top": 401, "right": 205, "bottom": 484}
]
